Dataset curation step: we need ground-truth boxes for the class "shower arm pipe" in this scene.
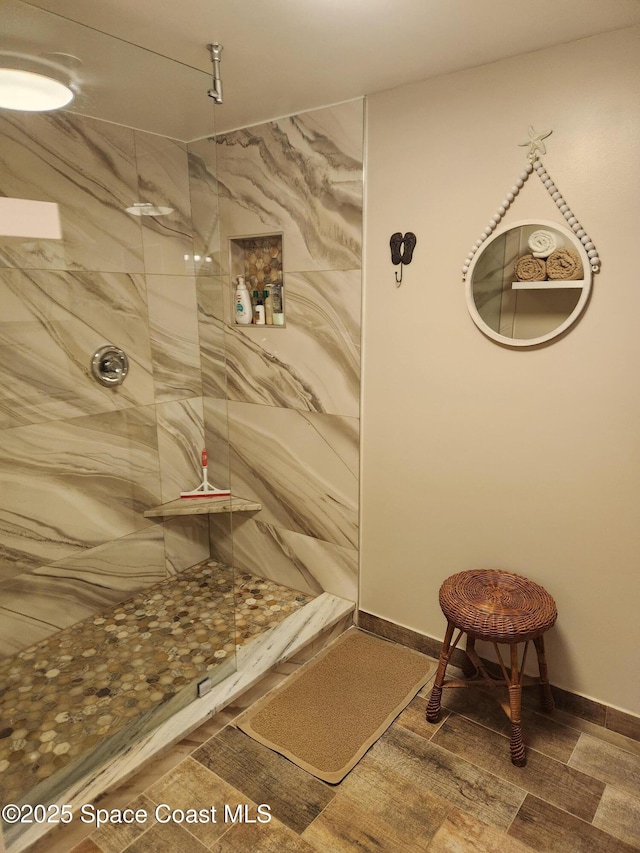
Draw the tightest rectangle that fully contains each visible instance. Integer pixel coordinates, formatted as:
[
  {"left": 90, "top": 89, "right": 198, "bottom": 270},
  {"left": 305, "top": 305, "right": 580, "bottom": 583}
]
[{"left": 207, "top": 42, "right": 223, "bottom": 104}]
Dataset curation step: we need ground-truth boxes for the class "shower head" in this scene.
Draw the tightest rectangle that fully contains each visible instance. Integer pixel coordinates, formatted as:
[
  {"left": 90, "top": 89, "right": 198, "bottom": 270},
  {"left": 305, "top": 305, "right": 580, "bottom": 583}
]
[
  {"left": 207, "top": 42, "right": 223, "bottom": 104},
  {"left": 125, "top": 202, "right": 173, "bottom": 217}
]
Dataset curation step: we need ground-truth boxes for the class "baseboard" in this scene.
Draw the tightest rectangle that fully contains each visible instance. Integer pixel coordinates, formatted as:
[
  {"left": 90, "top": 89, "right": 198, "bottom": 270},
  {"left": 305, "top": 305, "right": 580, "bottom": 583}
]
[{"left": 357, "top": 610, "right": 640, "bottom": 743}]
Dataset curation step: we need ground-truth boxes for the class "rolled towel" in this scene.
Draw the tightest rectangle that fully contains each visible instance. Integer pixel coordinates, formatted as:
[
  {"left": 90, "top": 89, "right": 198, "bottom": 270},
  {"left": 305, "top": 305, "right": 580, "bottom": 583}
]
[
  {"left": 514, "top": 254, "right": 546, "bottom": 282},
  {"left": 546, "top": 248, "right": 583, "bottom": 280},
  {"left": 528, "top": 229, "right": 564, "bottom": 258}
]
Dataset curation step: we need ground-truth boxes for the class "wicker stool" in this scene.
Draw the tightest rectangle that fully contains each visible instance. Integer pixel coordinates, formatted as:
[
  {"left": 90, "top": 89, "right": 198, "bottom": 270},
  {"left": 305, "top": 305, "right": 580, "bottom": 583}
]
[{"left": 426, "top": 569, "right": 557, "bottom": 766}]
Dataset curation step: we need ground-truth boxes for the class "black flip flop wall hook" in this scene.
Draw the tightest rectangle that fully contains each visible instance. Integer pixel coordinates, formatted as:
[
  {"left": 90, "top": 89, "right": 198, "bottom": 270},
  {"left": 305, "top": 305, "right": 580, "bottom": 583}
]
[{"left": 390, "top": 232, "right": 417, "bottom": 285}]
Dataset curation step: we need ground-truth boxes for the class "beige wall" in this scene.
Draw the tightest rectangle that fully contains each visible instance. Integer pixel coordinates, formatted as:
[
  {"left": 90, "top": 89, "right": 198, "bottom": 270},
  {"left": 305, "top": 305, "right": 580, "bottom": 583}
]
[{"left": 361, "top": 26, "right": 640, "bottom": 715}]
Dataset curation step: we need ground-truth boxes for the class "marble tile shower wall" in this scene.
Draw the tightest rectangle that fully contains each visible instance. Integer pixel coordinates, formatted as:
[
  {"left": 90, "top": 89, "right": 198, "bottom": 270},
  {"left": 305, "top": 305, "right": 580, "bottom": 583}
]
[
  {"left": 0, "top": 97, "right": 363, "bottom": 660},
  {"left": 197, "top": 98, "right": 364, "bottom": 603},
  {"left": 0, "top": 110, "right": 224, "bottom": 658}
]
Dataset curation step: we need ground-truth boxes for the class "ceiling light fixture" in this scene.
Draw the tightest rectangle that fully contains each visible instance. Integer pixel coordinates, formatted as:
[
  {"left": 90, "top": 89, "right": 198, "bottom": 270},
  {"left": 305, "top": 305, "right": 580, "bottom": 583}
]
[{"left": 0, "top": 52, "right": 76, "bottom": 112}]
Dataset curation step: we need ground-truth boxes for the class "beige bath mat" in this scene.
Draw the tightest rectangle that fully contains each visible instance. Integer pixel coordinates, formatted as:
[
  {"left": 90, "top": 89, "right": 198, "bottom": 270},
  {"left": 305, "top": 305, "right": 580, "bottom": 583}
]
[{"left": 236, "top": 627, "right": 435, "bottom": 783}]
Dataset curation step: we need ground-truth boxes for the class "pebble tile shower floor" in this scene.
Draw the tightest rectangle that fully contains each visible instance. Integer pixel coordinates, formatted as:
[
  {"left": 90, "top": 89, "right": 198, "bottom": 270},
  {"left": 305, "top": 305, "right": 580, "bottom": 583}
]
[{"left": 0, "top": 561, "right": 315, "bottom": 806}]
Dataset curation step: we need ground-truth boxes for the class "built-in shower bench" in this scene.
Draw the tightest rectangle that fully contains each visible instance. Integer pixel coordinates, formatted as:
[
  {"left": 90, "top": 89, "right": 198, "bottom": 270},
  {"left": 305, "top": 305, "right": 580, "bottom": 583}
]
[{"left": 143, "top": 494, "right": 262, "bottom": 518}]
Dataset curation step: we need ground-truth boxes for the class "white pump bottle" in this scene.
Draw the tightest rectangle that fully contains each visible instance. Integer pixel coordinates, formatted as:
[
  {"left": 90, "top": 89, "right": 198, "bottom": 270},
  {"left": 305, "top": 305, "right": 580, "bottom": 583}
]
[{"left": 234, "top": 276, "right": 252, "bottom": 325}]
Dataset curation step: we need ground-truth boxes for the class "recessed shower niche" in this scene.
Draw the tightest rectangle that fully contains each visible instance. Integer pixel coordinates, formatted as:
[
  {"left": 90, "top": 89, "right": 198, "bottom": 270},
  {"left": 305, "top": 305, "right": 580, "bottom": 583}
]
[{"left": 230, "top": 233, "right": 285, "bottom": 326}]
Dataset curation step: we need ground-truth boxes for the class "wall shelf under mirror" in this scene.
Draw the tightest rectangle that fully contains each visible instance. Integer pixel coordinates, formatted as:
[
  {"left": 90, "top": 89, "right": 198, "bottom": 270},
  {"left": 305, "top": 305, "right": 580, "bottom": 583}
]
[
  {"left": 465, "top": 219, "right": 592, "bottom": 347},
  {"left": 511, "top": 280, "right": 585, "bottom": 290}
]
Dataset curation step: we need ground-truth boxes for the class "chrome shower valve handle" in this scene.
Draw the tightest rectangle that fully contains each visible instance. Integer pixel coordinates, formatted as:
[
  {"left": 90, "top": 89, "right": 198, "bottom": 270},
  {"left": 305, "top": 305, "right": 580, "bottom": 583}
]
[{"left": 91, "top": 345, "right": 129, "bottom": 386}]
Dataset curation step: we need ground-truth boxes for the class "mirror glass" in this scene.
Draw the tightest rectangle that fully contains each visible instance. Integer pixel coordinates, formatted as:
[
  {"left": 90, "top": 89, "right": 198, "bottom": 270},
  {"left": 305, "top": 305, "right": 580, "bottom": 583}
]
[{"left": 466, "top": 220, "right": 592, "bottom": 347}]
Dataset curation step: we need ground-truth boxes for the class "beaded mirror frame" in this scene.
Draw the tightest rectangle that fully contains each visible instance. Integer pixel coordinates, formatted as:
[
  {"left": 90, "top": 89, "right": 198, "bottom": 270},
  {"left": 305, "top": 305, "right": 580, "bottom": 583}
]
[
  {"left": 465, "top": 219, "right": 592, "bottom": 347},
  {"left": 462, "top": 138, "right": 600, "bottom": 348}
]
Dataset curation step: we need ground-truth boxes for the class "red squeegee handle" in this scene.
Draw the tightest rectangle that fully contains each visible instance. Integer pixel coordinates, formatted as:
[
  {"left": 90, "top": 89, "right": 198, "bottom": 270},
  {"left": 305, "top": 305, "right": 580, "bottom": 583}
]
[{"left": 202, "top": 448, "right": 208, "bottom": 467}]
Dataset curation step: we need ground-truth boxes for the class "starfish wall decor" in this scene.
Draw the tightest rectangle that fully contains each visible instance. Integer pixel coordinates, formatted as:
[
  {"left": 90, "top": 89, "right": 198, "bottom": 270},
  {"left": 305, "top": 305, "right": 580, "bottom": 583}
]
[
  {"left": 461, "top": 127, "right": 600, "bottom": 282},
  {"left": 518, "top": 126, "right": 552, "bottom": 160}
]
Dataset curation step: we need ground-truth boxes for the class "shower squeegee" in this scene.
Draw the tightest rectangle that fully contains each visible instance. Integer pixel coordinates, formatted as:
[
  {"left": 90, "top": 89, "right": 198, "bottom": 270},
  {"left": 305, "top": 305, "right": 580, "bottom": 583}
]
[{"left": 180, "top": 449, "right": 231, "bottom": 498}]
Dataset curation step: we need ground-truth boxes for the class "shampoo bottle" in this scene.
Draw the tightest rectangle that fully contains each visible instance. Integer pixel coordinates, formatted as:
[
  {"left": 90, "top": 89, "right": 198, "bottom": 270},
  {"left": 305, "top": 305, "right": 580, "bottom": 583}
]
[{"left": 234, "top": 276, "right": 252, "bottom": 325}]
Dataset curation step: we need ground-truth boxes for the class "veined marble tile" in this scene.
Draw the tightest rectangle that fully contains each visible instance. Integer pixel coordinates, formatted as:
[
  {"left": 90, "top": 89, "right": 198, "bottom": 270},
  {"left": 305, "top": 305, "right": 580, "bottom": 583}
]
[
  {"left": 0, "top": 112, "right": 143, "bottom": 273},
  {"left": 299, "top": 408, "right": 360, "bottom": 477},
  {"left": 226, "top": 402, "right": 358, "bottom": 549},
  {"left": 155, "top": 398, "right": 205, "bottom": 503},
  {"left": 209, "top": 515, "right": 357, "bottom": 600},
  {"left": 216, "top": 99, "right": 364, "bottom": 274},
  {"left": 203, "top": 396, "right": 232, "bottom": 491},
  {"left": 162, "top": 515, "right": 210, "bottom": 575},
  {"left": 133, "top": 131, "right": 196, "bottom": 276},
  {"left": 0, "top": 407, "right": 161, "bottom": 578},
  {"left": 146, "top": 274, "right": 203, "bottom": 402},
  {"left": 41, "top": 524, "right": 165, "bottom": 590},
  {"left": 0, "top": 268, "right": 154, "bottom": 429},
  {"left": 0, "top": 526, "right": 165, "bottom": 658},
  {"left": 224, "top": 269, "right": 361, "bottom": 417},
  {"left": 188, "top": 137, "right": 223, "bottom": 276},
  {"left": 0, "top": 605, "right": 60, "bottom": 660},
  {"left": 197, "top": 277, "right": 228, "bottom": 399}
]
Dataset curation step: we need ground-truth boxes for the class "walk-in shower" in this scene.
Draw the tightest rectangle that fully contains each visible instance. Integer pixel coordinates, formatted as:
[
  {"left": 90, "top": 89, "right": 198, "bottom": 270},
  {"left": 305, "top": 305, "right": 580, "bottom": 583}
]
[
  {"left": 0, "top": 0, "right": 231, "bottom": 823},
  {"left": 0, "top": 5, "right": 362, "bottom": 849},
  {"left": 0, "top": 3, "right": 323, "bottom": 850}
]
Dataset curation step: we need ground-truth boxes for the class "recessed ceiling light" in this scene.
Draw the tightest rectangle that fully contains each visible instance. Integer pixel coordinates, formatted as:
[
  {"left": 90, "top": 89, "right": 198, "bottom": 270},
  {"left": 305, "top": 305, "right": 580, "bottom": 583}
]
[
  {"left": 0, "top": 53, "right": 76, "bottom": 112},
  {"left": 0, "top": 68, "right": 74, "bottom": 111}
]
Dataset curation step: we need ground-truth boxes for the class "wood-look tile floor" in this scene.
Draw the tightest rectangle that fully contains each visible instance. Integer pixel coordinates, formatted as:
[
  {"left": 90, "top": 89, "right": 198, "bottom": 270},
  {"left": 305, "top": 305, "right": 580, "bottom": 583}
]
[{"left": 24, "top": 644, "right": 640, "bottom": 853}]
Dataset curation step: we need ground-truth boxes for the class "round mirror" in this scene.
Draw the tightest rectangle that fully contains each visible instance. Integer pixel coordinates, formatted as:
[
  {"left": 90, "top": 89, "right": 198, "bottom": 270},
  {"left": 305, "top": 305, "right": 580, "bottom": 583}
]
[{"left": 465, "top": 219, "right": 592, "bottom": 347}]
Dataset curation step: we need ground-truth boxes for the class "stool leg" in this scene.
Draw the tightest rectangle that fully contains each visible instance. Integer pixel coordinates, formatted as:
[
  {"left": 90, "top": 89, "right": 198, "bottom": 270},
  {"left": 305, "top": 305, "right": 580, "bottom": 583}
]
[
  {"left": 509, "top": 644, "right": 526, "bottom": 767},
  {"left": 534, "top": 634, "right": 554, "bottom": 713},
  {"left": 426, "top": 620, "right": 455, "bottom": 723},
  {"left": 461, "top": 635, "right": 479, "bottom": 679}
]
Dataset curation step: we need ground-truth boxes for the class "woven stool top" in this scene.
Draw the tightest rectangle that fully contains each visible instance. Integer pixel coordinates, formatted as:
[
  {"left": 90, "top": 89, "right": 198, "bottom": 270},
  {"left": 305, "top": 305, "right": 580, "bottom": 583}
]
[{"left": 439, "top": 569, "right": 557, "bottom": 642}]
